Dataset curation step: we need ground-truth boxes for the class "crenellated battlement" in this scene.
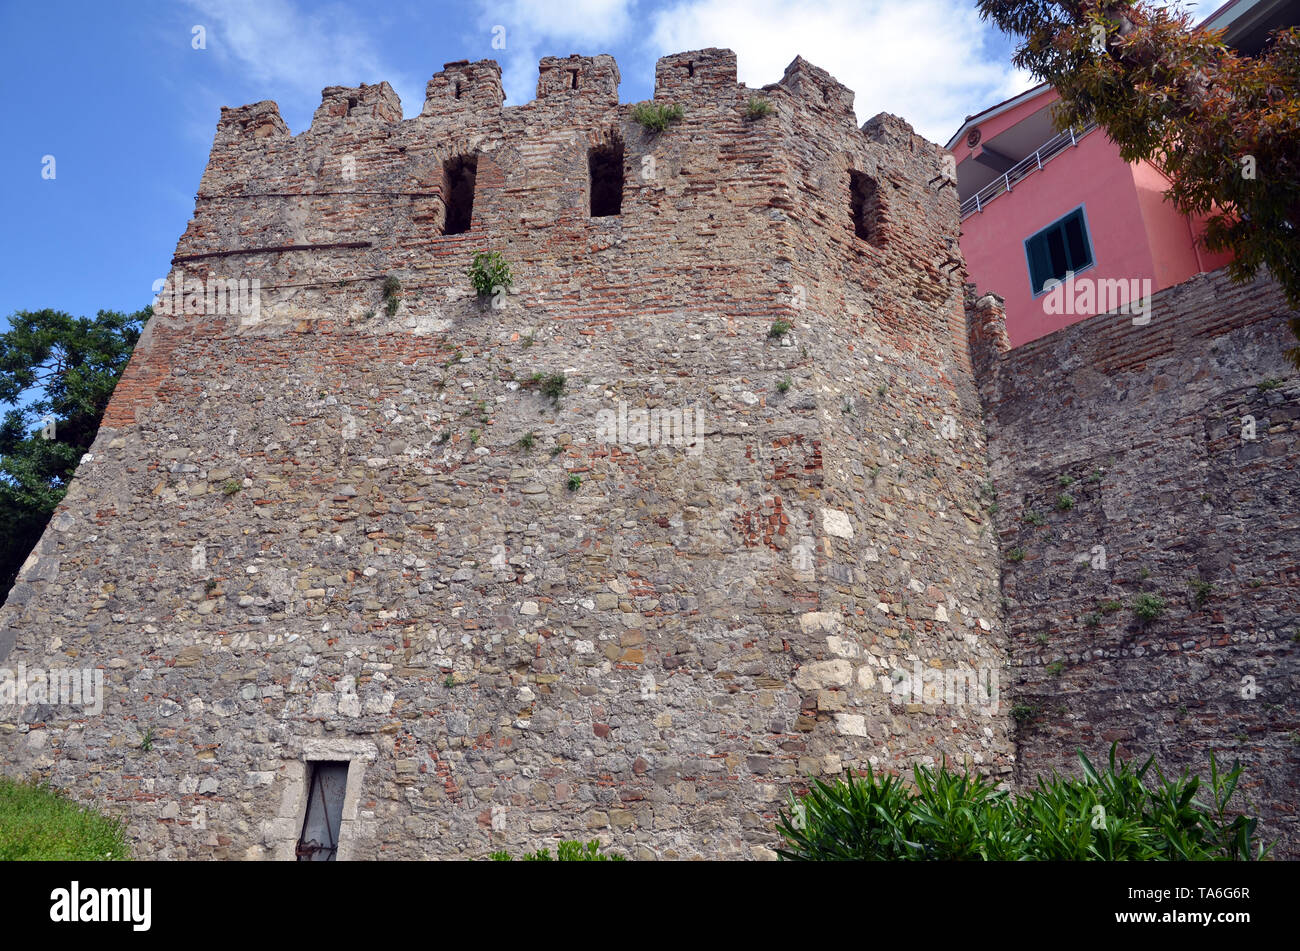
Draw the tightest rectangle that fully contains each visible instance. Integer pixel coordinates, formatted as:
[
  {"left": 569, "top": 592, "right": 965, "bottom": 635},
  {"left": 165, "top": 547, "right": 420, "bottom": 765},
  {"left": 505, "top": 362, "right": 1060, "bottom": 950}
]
[
  {"left": 205, "top": 48, "right": 942, "bottom": 158},
  {"left": 215, "top": 100, "right": 289, "bottom": 143},
  {"left": 182, "top": 47, "right": 962, "bottom": 347},
  {"left": 652, "top": 47, "right": 737, "bottom": 99},
  {"left": 312, "top": 81, "right": 403, "bottom": 128},
  {"left": 774, "top": 55, "right": 855, "bottom": 123},
  {"left": 537, "top": 53, "right": 620, "bottom": 102},
  {"left": 421, "top": 59, "right": 504, "bottom": 118}
]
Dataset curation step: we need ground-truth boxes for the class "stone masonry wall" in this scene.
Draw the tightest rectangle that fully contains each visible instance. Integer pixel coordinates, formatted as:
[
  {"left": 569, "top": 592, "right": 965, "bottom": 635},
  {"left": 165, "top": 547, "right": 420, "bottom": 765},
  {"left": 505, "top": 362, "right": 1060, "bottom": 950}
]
[
  {"left": 973, "top": 269, "right": 1299, "bottom": 857},
  {"left": 0, "top": 49, "right": 1011, "bottom": 859}
]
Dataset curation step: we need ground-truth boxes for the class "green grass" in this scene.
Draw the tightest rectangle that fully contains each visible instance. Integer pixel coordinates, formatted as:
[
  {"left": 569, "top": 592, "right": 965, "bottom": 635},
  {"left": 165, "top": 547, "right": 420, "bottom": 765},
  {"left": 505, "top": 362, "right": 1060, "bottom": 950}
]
[
  {"left": 0, "top": 777, "right": 130, "bottom": 860},
  {"left": 744, "top": 97, "right": 774, "bottom": 120},
  {"left": 490, "top": 839, "right": 625, "bottom": 861}
]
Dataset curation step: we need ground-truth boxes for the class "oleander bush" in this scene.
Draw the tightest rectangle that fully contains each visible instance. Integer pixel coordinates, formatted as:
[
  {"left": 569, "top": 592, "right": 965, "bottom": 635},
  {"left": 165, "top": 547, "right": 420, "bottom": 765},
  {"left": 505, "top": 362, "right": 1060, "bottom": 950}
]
[{"left": 778, "top": 745, "right": 1270, "bottom": 861}]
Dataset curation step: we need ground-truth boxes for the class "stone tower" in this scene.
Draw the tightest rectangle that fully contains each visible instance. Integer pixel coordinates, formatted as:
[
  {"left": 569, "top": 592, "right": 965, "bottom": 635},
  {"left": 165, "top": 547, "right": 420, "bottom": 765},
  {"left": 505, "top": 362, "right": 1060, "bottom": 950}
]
[{"left": 0, "top": 49, "right": 1011, "bottom": 859}]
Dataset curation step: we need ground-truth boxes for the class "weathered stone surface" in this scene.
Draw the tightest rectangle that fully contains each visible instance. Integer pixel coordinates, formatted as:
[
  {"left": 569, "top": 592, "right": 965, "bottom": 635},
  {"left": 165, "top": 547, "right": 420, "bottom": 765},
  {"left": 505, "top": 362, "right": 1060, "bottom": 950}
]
[
  {"left": 53, "top": 44, "right": 1300, "bottom": 861},
  {"left": 971, "top": 269, "right": 1299, "bottom": 858}
]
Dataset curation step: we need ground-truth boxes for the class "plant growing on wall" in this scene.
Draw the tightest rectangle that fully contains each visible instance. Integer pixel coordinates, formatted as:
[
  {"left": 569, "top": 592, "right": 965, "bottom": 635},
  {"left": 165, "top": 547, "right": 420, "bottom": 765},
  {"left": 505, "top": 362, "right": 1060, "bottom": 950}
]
[
  {"left": 468, "top": 251, "right": 513, "bottom": 300},
  {"left": 631, "top": 102, "right": 684, "bottom": 133},
  {"left": 1188, "top": 579, "right": 1215, "bottom": 608},
  {"left": 381, "top": 275, "right": 402, "bottom": 317},
  {"left": 1133, "top": 593, "right": 1166, "bottom": 623},
  {"left": 526, "top": 371, "right": 566, "bottom": 404}
]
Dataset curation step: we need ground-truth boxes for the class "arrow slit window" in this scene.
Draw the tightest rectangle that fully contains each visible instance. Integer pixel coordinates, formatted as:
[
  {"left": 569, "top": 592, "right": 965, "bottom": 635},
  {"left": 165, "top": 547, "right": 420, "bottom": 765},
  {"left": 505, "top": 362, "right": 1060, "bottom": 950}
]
[
  {"left": 849, "top": 170, "right": 883, "bottom": 246},
  {"left": 443, "top": 154, "right": 479, "bottom": 235},
  {"left": 589, "top": 141, "right": 624, "bottom": 217}
]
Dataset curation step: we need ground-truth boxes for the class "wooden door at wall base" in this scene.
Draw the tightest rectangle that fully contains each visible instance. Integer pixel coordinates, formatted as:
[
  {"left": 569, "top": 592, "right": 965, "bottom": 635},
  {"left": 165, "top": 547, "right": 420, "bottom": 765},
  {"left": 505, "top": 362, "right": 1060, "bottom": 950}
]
[{"left": 296, "top": 762, "right": 349, "bottom": 861}]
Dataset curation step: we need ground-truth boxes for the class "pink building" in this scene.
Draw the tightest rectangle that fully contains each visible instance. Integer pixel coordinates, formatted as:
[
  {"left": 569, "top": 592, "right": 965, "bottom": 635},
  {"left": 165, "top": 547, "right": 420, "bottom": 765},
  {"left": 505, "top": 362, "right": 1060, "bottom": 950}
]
[{"left": 948, "top": 0, "right": 1296, "bottom": 347}]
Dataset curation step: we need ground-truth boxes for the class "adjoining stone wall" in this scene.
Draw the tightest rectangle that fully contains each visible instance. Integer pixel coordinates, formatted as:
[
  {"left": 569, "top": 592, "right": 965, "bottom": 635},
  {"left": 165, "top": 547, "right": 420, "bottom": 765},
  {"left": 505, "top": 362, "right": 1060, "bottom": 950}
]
[
  {"left": 974, "top": 269, "right": 1300, "bottom": 857},
  {"left": 0, "top": 49, "right": 1011, "bottom": 859}
]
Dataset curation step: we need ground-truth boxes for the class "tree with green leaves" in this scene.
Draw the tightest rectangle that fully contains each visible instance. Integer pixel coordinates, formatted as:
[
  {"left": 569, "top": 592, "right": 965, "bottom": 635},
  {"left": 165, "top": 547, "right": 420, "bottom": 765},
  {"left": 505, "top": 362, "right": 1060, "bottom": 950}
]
[
  {"left": 976, "top": 0, "right": 1300, "bottom": 365},
  {"left": 0, "top": 307, "right": 146, "bottom": 603}
]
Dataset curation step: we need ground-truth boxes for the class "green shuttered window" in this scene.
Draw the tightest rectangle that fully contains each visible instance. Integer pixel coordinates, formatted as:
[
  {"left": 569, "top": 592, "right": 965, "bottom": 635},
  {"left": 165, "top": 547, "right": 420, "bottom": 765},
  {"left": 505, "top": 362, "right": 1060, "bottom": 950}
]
[{"left": 1025, "top": 207, "right": 1093, "bottom": 295}]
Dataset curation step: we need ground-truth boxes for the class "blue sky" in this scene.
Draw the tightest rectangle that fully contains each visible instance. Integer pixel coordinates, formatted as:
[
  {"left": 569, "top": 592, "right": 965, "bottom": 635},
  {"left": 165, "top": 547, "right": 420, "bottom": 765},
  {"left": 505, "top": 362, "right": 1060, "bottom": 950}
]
[{"left": 0, "top": 0, "right": 1205, "bottom": 326}]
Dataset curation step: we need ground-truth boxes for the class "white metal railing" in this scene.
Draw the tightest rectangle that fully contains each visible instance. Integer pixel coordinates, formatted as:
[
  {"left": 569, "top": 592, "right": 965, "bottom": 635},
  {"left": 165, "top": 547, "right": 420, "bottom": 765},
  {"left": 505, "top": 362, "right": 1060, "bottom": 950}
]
[{"left": 959, "top": 122, "right": 1098, "bottom": 219}]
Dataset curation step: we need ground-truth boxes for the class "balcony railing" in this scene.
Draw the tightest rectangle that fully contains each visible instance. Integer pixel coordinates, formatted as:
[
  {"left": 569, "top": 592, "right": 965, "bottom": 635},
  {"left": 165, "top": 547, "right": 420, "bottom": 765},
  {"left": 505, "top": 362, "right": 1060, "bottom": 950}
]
[{"left": 959, "top": 122, "right": 1098, "bottom": 219}]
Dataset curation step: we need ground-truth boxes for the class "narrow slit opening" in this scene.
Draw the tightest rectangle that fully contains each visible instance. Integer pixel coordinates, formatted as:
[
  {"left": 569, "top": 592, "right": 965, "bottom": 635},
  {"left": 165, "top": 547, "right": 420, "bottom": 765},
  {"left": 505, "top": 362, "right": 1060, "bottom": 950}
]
[
  {"left": 589, "top": 141, "right": 624, "bottom": 218},
  {"left": 443, "top": 154, "right": 478, "bottom": 235},
  {"left": 849, "top": 169, "right": 883, "bottom": 246}
]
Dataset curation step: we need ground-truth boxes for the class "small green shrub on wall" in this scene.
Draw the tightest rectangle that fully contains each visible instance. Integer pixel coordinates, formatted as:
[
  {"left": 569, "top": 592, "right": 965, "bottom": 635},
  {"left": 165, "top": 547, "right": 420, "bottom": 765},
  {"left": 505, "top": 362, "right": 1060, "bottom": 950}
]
[
  {"left": 468, "top": 251, "right": 513, "bottom": 298},
  {"left": 630, "top": 102, "right": 684, "bottom": 132},
  {"left": 381, "top": 275, "right": 402, "bottom": 316},
  {"left": 777, "top": 745, "right": 1270, "bottom": 861}
]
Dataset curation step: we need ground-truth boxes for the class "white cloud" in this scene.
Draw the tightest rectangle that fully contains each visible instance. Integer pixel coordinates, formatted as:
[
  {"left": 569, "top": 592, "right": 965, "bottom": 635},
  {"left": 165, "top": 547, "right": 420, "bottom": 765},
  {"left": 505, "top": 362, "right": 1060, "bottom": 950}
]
[
  {"left": 475, "top": 0, "right": 635, "bottom": 105},
  {"left": 185, "top": 0, "right": 424, "bottom": 128},
  {"left": 648, "top": 0, "right": 1036, "bottom": 143}
]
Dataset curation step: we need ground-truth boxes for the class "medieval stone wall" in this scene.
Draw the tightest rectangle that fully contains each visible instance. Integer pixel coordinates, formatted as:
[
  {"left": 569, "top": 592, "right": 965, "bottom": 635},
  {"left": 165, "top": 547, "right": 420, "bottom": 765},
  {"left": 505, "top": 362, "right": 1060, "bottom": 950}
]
[
  {"left": 974, "top": 269, "right": 1299, "bottom": 857},
  {"left": 0, "top": 49, "right": 1012, "bottom": 859}
]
